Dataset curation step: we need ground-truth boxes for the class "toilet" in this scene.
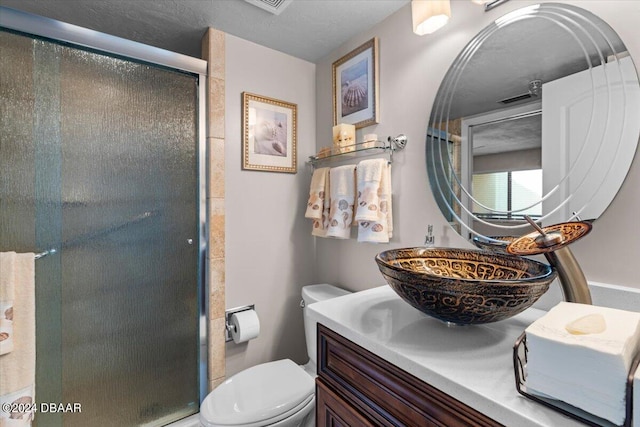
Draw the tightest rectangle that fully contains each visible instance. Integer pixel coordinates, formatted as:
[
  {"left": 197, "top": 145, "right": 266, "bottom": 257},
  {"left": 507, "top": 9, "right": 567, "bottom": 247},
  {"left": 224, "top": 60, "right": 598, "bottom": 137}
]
[{"left": 200, "top": 284, "right": 351, "bottom": 427}]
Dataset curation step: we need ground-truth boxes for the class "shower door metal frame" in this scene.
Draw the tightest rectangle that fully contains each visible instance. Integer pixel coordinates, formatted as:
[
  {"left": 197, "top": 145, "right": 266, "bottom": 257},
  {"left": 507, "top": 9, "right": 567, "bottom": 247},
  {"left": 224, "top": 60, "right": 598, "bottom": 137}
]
[{"left": 0, "top": 4, "right": 210, "bottom": 408}]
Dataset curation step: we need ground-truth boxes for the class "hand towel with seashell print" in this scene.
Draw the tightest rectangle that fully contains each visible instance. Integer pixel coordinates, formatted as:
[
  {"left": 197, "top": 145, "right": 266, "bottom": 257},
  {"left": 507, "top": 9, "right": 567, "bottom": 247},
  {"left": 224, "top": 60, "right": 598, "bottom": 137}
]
[
  {"left": 356, "top": 159, "right": 392, "bottom": 243},
  {"left": 0, "top": 252, "right": 15, "bottom": 356},
  {"left": 305, "top": 167, "right": 331, "bottom": 237},
  {"left": 0, "top": 252, "right": 36, "bottom": 425},
  {"left": 326, "top": 165, "right": 357, "bottom": 239}
]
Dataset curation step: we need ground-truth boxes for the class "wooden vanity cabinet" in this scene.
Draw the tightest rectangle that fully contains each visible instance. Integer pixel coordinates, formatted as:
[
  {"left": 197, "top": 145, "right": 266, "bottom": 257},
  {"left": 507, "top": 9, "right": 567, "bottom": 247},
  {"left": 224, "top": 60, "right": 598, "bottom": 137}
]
[{"left": 316, "top": 324, "right": 503, "bottom": 427}]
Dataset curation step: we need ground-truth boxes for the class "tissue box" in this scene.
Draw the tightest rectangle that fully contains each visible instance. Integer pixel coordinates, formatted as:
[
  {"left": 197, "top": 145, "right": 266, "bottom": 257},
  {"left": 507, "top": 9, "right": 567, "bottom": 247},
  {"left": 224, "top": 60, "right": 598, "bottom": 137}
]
[
  {"left": 634, "top": 365, "right": 639, "bottom": 427},
  {"left": 525, "top": 302, "right": 640, "bottom": 425}
]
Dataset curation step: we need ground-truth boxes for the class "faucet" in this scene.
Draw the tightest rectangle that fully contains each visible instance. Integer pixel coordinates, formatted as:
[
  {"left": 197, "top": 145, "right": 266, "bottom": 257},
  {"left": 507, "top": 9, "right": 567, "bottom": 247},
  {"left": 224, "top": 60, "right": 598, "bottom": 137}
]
[{"left": 507, "top": 216, "right": 592, "bottom": 305}]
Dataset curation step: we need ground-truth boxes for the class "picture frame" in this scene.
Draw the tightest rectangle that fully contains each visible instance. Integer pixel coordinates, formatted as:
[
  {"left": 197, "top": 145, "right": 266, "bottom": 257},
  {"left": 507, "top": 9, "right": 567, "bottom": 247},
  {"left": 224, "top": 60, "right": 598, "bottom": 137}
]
[
  {"left": 332, "top": 37, "right": 379, "bottom": 129},
  {"left": 242, "top": 92, "right": 297, "bottom": 173}
]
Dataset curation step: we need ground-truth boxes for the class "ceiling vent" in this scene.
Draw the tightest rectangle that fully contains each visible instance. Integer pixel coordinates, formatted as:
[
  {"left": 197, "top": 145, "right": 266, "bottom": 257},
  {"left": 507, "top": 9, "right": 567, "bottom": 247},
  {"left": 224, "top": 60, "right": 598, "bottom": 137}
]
[
  {"left": 244, "top": 0, "right": 294, "bottom": 15},
  {"left": 498, "top": 92, "right": 533, "bottom": 105},
  {"left": 498, "top": 80, "right": 542, "bottom": 105}
]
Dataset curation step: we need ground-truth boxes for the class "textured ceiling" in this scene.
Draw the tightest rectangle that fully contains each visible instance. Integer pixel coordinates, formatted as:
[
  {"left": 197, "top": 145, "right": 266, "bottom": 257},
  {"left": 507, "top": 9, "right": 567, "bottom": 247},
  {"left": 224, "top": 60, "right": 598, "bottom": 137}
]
[{"left": 0, "top": 0, "right": 410, "bottom": 62}]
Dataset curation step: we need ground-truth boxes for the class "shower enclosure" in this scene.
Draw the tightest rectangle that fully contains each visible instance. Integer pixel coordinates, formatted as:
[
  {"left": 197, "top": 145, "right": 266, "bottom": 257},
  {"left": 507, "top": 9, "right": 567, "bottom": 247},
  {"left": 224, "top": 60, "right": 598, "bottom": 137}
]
[{"left": 0, "top": 9, "right": 207, "bottom": 426}]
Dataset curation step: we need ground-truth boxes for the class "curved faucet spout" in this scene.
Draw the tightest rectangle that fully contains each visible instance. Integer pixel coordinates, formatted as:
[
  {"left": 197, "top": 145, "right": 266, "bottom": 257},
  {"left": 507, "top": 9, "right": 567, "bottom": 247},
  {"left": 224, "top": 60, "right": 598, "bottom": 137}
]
[
  {"left": 506, "top": 217, "right": 594, "bottom": 305},
  {"left": 543, "top": 247, "right": 592, "bottom": 304}
]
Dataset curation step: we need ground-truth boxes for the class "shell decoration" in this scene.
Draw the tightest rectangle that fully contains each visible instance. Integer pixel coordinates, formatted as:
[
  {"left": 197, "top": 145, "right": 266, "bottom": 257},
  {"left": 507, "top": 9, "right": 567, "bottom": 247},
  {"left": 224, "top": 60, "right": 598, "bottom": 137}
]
[{"left": 343, "top": 82, "right": 367, "bottom": 108}]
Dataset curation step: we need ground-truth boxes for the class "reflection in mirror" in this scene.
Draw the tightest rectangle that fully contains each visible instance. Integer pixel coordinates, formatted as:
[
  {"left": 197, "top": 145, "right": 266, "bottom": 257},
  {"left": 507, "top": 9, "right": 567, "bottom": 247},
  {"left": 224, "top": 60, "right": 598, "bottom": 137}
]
[
  {"left": 426, "top": 3, "right": 640, "bottom": 241},
  {"left": 464, "top": 102, "right": 543, "bottom": 237}
]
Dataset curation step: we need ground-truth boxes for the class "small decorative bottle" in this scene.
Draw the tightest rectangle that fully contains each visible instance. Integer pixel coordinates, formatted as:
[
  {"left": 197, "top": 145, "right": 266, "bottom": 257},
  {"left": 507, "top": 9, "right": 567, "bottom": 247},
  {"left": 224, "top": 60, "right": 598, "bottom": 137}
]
[{"left": 424, "top": 225, "right": 435, "bottom": 248}]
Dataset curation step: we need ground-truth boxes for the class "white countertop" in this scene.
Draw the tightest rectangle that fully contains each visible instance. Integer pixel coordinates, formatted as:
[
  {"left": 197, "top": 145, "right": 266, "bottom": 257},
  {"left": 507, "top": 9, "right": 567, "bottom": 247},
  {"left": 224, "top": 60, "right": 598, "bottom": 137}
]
[{"left": 307, "top": 285, "right": 586, "bottom": 427}]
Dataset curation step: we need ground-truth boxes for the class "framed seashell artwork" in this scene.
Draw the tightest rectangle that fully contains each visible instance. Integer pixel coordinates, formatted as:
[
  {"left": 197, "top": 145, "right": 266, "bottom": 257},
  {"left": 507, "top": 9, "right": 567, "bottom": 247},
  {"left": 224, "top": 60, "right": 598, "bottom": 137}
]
[
  {"left": 242, "top": 92, "right": 297, "bottom": 173},
  {"left": 332, "top": 37, "right": 379, "bottom": 129}
]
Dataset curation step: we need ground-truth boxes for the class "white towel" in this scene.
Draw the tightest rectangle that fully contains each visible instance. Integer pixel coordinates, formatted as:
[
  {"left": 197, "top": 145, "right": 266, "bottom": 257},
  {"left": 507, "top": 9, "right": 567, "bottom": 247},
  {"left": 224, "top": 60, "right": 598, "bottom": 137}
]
[
  {"left": 306, "top": 168, "right": 331, "bottom": 237},
  {"left": 0, "top": 253, "right": 15, "bottom": 356},
  {"left": 525, "top": 302, "right": 640, "bottom": 425},
  {"left": 355, "top": 159, "right": 385, "bottom": 222},
  {"left": 0, "top": 384, "right": 35, "bottom": 425},
  {"left": 0, "top": 252, "right": 36, "bottom": 425},
  {"left": 357, "top": 161, "right": 393, "bottom": 243},
  {"left": 325, "top": 165, "right": 356, "bottom": 239},
  {"left": 305, "top": 167, "right": 329, "bottom": 220},
  {"left": 313, "top": 169, "right": 331, "bottom": 238}
]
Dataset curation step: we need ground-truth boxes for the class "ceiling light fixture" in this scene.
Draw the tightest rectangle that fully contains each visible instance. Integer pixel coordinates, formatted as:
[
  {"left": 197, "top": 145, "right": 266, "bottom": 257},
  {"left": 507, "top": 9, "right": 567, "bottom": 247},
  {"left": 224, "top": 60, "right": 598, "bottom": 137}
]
[{"left": 411, "top": 0, "right": 451, "bottom": 35}]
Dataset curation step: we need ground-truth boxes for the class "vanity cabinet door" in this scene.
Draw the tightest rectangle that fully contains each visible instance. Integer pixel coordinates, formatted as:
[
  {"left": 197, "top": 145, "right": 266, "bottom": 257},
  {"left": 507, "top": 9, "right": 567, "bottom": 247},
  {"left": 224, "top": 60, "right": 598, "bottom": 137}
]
[
  {"left": 317, "top": 324, "right": 503, "bottom": 427},
  {"left": 317, "top": 379, "right": 376, "bottom": 427}
]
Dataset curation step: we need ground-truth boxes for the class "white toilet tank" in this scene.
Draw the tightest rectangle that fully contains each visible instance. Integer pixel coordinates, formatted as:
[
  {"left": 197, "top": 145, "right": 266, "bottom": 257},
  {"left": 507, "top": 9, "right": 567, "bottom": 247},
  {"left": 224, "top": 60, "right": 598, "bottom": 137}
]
[{"left": 301, "top": 284, "right": 351, "bottom": 371}]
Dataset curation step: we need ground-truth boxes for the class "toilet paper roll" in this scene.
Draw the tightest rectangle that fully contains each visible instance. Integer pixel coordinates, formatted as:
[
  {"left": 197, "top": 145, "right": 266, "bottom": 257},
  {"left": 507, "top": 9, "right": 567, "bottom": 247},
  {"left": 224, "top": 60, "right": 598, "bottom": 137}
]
[{"left": 230, "top": 310, "right": 260, "bottom": 344}]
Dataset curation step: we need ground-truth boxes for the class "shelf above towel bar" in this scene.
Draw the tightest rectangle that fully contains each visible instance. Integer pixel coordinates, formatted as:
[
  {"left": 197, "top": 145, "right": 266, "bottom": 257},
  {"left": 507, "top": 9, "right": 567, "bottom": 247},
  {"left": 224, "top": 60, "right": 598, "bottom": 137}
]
[{"left": 308, "top": 134, "right": 407, "bottom": 167}]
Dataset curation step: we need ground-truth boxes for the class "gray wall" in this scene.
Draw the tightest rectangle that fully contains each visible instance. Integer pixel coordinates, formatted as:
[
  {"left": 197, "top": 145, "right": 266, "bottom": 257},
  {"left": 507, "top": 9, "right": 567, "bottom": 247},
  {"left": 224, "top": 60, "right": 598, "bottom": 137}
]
[
  {"left": 224, "top": 34, "right": 316, "bottom": 376},
  {"left": 314, "top": 0, "right": 640, "bottom": 291},
  {"left": 474, "top": 148, "right": 541, "bottom": 174}
]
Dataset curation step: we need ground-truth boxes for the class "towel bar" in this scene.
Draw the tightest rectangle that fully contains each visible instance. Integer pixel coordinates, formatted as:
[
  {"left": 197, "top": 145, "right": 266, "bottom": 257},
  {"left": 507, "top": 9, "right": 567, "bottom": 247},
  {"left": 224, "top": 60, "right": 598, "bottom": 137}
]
[
  {"left": 34, "top": 249, "right": 57, "bottom": 259},
  {"left": 32, "top": 210, "right": 159, "bottom": 260}
]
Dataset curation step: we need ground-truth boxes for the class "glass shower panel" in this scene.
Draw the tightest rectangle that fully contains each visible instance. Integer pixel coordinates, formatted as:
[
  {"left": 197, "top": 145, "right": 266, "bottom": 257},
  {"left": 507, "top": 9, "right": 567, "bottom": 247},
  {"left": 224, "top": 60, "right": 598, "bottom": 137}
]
[{"left": 0, "top": 30, "right": 200, "bottom": 427}]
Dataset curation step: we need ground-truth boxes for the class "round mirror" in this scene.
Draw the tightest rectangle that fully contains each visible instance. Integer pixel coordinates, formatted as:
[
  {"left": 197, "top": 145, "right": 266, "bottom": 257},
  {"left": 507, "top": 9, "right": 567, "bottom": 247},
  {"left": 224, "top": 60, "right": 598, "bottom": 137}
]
[{"left": 426, "top": 3, "right": 640, "bottom": 241}]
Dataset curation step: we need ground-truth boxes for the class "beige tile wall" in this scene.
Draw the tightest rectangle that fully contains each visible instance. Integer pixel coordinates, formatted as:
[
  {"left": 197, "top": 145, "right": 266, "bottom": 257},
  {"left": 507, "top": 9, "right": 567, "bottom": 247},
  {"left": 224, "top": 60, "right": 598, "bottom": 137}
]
[{"left": 202, "top": 27, "right": 226, "bottom": 392}]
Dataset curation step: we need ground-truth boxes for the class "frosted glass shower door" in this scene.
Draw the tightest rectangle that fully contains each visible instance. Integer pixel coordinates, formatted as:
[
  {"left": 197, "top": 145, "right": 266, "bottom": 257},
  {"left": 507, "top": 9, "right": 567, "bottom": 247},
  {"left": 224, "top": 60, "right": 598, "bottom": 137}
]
[{"left": 0, "top": 30, "right": 201, "bottom": 426}]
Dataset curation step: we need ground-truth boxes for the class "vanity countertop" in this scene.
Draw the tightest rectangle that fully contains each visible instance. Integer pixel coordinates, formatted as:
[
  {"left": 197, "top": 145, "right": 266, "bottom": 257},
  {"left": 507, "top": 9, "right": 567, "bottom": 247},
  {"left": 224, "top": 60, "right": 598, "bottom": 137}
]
[{"left": 307, "top": 285, "right": 586, "bottom": 427}]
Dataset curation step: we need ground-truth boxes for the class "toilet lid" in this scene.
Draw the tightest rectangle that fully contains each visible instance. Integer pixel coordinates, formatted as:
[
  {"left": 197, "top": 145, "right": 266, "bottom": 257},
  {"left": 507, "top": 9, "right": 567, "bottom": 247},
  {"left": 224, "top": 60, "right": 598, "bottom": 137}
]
[{"left": 201, "top": 359, "right": 315, "bottom": 426}]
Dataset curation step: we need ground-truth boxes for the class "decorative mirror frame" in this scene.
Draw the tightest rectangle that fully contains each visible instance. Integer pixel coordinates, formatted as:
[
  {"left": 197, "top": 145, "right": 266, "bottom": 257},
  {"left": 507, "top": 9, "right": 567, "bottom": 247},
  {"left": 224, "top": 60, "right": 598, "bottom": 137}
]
[{"left": 426, "top": 3, "right": 640, "bottom": 240}]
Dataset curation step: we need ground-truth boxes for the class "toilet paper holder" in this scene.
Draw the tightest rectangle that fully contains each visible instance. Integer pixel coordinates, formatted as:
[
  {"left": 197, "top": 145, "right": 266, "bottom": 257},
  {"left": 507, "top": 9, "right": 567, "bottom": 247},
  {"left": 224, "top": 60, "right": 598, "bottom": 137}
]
[{"left": 225, "top": 304, "right": 255, "bottom": 342}]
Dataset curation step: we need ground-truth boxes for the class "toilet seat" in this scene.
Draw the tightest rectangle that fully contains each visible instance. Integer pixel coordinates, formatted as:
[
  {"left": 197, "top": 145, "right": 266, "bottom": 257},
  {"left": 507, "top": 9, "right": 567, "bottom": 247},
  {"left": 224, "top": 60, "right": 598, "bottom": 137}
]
[{"left": 200, "top": 359, "right": 315, "bottom": 427}]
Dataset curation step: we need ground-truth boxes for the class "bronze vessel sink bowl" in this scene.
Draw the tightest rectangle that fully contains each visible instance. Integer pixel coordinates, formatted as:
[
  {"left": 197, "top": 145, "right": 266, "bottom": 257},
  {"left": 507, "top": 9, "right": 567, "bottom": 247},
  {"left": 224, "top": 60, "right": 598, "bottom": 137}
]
[{"left": 375, "top": 248, "right": 556, "bottom": 325}]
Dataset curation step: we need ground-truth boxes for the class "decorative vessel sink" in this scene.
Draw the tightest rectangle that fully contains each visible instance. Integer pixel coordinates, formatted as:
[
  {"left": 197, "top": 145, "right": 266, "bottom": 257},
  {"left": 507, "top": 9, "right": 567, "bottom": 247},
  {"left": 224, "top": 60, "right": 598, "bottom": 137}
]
[{"left": 374, "top": 248, "right": 557, "bottom": 325}]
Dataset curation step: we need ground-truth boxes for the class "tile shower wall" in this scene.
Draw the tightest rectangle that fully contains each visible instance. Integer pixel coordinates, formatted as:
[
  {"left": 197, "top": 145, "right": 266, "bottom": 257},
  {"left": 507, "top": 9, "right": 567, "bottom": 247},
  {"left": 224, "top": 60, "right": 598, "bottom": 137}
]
[{"left": 202, "top": 28, "right": 226, "bottom": 391}]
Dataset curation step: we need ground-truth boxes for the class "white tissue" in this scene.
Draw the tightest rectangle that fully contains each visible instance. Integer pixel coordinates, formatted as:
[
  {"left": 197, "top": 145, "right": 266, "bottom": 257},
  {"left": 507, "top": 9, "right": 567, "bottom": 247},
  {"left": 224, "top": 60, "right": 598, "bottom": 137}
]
[
  {"left": 525, "top": 302, "right": 640, "bottom": 425},
  {"left": 230, "top": 310, "right": 260, "bottom": 344},
  {"left": 634, "top": 364, "right": 640, "bottom": 427}
]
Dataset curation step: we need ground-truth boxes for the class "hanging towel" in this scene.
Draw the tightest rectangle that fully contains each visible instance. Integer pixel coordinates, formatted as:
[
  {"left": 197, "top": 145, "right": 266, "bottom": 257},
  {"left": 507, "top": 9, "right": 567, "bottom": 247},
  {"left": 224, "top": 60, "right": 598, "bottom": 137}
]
[
  {"left": 325, "top": 165, "right": 356, "bottom": 239},
  {"left": 312, "top": 169, "right": 331, "bottom": 238},
  {"left": 358, "top": 162, "right": 393, "bottom": 243},
  {"left": 382, "top": 164, "right": 393, "bottom": 238},
  {"left": 0, "top": 253, "right": 15, "bottom": 356},
  {"left": 355, "top": 159, "right": 386, "bottom": 222},
  {"left": 305, "top": 167, "right": 329, "bottom": 219},
  {"left": 305, "top": 168, "right": 331, "bottom": 237},
  {"left": 0, "top": 252, "right": 36, "bottom": 425}
]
